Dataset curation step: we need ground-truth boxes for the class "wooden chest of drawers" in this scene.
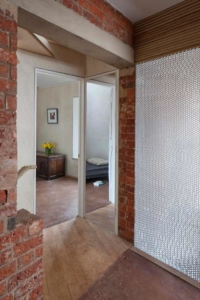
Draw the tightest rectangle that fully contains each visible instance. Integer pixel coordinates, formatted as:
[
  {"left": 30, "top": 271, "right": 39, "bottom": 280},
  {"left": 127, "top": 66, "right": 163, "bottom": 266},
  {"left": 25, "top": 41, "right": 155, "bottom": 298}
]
[{"left": 36, "top": 152, "right": 65, "bottom": 180}]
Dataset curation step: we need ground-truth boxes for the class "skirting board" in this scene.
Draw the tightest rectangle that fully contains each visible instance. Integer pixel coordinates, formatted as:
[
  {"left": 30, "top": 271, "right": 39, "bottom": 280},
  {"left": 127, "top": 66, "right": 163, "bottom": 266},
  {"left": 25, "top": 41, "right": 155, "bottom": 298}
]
[{"left": 131, "top": 246, "right": 200, "bottom": 290}]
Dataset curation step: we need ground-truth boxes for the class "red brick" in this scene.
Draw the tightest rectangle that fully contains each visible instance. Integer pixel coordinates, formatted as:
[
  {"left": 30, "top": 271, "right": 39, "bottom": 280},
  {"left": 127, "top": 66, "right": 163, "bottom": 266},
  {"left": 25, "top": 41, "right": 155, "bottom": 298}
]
[
  {"left": 0, "top": 281, "right": 6, "bottom": 297},
  {"left": 0, "top": 63, "right": 9, "bottom": 78},
  {"left": 0, "top": 95, "right": 4, "bottom": 108},
  {"left": 125, "top": 228, "right": 134, "bottom": 239},
  {"left": 126, "top": 133, "right": 134, "bottom": 140},
  {"left": 89, "top": 3, "right": 105, "bottom": 21},
  {"left": 29, "top": 218, "right": 43, "bottom": 235},
  {"left": 126, "top": 177, "right": 134, "bottom": 186},
  {"left": 0, "top": 260, "right": 16, "bottom": 281},
  {"left": 6, "top": 95, "right": 16, "bottom": 110},
  {"left": 8, "top": 259, "right": 42, "bottom": 291},
  {"left": 0, "top": 248, "right": 12, "bottom": 265},
  {"left": 14, "top": 272, "right": 42, "bottom": 300},
  {"left": 10, "top": 66, "right": 16, "bottom": 81},
  {"left": 0, "top": 111, "right": 16, "bottom": 125},
  {"left": 0, "top": 48, "right": 17, "bottom": 65},
  {"left": 78, "top": 0, "right": 88, "bottom": 9},
  {"left": 62, "top": 0, "right": 73, "bottom": 9},
  {"left": 102, "top": 2, "right": 116, "bottom": 20},
  {"left": 29, "top": 284, "right": 43, "bottom": 300},
  {"left": 83, "top": 11, "right": 102, "bottom": 28},
  {"left": 126, "top": 163, "right": 134, "bottom": 170},
  {"left": 119, "top": 204, "right": 126, "bottom": 213},
  {"left": 90, "top": 0, "right": 101, "bottom": 7},
  {"left": 119, "top": 211, "right": 125, "bottom": 218},
  {"left": 0, "top": 189, "right": 7, "bottom": 203},
  {"left": 127, "top": 89, "right": 134, "bottom": 96},
  {"left": 1, "top": 294, "right": 13, "bottom": 300},
  {"left": 0, "top": 204, "right": 16, "bottom": 219},
  {"left": 119, "top": 218, "right": 125, "bottom": 227},
  {"left": 0, "top": 31, "right": 8, "bottom": 48},
  {"left": 127, "top": 192, "right": 134, "bottom": 200},
  {"left": 72, "top": 3, "right": 82, "bottom": 15},
  {"left": 127, "top": 199, "right": 134, "bottom": 207},
  {"left": 13, "top": 234, "right": 43, "bottom": 257},
  {"left": 119, "top": 112, "right": 126, "bottom": 119},
  {"left": 0, "top": 220, "right": 4, "bottom": 234},
  {"left": 35, "top": 245, "right": 43, "bottom": 258},
  {"left": 119, "top": 175, "right": 126, "bottom": 184},
  {"left": 126, "top": 170, "right": 134, "bottom": 179},
  {"left": 0, "top": 224, "right": 27, "bottom": 250},
  {"left": 17, "top": 250, "right": 35, "bottom": 270},
  {"left": 7, "top": 188, "right": 16, "bottom": 203},
  {"left": 10, "top": 34, "right": 17, "bottom": 50},
  {"left": 0, "top": 15, "right": 17, "bottom": 33},
  {"left": 0, "top": 159, "right": 17, "bottom": 176}
]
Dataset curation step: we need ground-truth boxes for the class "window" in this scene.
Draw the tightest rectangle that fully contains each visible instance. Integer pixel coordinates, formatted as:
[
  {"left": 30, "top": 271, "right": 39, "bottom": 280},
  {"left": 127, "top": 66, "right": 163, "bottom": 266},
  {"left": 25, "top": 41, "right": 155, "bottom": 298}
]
[{"left": 73, "top": 97, "right": 79, "bottom": 159}]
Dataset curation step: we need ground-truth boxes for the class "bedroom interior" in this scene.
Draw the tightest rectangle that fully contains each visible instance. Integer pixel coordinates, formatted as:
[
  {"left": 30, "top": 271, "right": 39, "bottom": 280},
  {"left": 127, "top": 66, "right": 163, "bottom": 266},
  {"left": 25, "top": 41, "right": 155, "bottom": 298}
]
[{"left": 36, "top": 70, "right": 80, "bottom": 228}]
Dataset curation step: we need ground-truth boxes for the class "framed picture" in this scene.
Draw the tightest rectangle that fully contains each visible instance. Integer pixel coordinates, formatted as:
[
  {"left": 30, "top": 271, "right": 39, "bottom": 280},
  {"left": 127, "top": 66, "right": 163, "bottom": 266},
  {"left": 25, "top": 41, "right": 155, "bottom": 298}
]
[{"left": 47, "top": 108, "right": 58, "bottom": 124}]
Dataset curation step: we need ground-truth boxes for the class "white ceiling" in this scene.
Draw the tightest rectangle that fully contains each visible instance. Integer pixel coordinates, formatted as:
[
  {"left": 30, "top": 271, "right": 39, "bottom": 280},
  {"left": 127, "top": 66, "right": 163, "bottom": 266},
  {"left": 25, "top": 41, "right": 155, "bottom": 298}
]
[
  {"left": 107, "top": 0, "right": 184, "bottom": 23},
  {"left": 37, "top": 72, "right": 78, "bottom": 88}
]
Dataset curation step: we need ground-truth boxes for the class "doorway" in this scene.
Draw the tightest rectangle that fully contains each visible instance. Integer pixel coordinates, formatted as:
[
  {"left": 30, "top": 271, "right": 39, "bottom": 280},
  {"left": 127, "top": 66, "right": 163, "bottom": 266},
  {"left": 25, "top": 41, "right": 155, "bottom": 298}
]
[
  {"left": 34, "top": 69, "right": 83, "bottom": 228},
  {"left": 84, "top": 71, "right": 119, "bottom": 234}
]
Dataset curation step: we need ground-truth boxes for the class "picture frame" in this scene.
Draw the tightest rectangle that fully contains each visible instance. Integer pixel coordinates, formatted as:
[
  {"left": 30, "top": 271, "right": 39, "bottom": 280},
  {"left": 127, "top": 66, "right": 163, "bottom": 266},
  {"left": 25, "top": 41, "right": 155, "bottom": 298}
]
[{"left": 47, "top": 108, "right": 58, "bottom": 124}]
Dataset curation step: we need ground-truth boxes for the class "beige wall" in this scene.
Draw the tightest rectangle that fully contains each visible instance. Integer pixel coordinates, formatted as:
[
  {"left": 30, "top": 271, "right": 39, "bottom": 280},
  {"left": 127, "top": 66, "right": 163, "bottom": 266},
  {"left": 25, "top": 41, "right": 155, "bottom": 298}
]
[
  {"left": 86, "top": 56, "right": 116, "bottom": 77},
  {"left": 17, "top": 49, "right": 84, "bottom": 213},
  {"left": 37, "top": 83, "right": 79, "bottom": 178},
  {"left": 86, "top": 83, "right": 112, "bottom": 160}
]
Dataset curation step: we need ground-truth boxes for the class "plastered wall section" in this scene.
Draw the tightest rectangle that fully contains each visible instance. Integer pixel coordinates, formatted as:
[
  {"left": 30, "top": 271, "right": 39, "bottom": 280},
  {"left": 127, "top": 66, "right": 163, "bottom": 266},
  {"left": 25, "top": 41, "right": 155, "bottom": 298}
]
[
  {"left": 17, "top": 49, "right": 85, "bottom": 213},
  {"left": 37, "top": 82, "right": 79, "bottom": 178},
  {"left": 86, "top": 83, "right": 112, "bottom": 160}
]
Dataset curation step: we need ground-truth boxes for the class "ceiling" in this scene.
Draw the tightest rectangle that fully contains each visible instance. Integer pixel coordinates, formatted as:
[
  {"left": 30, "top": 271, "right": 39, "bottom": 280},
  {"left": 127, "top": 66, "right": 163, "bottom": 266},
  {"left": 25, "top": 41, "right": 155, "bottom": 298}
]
[
  {"left": 37, "top": 72, "right": 77, "bottom": 88},
  {"left": 107, "top": 0, "right": 184, "bottom": 23}
]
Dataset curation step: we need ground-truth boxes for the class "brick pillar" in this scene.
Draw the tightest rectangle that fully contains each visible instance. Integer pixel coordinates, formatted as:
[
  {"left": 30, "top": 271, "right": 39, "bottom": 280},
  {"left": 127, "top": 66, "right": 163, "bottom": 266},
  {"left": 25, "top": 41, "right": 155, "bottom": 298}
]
[
  {"left": 0, "top": 1, "right": 43, "bottom": 299},
  {"left": 118, "top": 67, "right": 135, "bottom": 243}
]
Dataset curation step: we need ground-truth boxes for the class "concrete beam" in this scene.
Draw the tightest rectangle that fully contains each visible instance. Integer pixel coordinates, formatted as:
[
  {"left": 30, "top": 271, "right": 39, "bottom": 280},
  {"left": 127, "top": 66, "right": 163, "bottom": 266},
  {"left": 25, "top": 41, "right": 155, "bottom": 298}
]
[{"left": 8, "top": 0, "right": 134, "bottom": 69}]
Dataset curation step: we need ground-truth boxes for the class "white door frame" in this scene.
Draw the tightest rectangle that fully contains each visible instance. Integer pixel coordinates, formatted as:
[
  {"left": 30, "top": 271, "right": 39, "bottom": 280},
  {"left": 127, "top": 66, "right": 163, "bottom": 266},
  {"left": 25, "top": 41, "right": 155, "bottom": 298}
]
[
  {"left": 34, "top": 68, "right": 85, "bottom": 217},
  {"left": 84, "top": 70, "right": 119, "bottom": 235}
]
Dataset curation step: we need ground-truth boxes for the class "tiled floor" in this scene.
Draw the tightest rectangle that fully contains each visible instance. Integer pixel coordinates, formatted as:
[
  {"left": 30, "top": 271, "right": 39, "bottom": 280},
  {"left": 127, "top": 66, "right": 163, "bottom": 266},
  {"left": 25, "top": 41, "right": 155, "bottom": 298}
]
[{"left": 36, "top": 176, "right": 110, "bottom": 228}]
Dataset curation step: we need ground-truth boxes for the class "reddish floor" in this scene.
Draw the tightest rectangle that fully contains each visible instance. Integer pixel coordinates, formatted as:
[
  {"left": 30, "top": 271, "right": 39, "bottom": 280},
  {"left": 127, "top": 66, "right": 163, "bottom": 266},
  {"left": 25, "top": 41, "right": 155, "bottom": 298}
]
[
  {"left": 36, "top": 177, "right": 110, "bottom": 228},
  {"left": 78, "top": 250, "right": 200, "bottom": 300}
]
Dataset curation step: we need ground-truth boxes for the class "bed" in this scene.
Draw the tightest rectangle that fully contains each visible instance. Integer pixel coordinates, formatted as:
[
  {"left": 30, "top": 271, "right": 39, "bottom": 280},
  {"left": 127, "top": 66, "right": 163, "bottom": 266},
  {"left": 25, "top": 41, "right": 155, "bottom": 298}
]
[{"left": 86, "top": 161, "right": 109, "bottom": 180}]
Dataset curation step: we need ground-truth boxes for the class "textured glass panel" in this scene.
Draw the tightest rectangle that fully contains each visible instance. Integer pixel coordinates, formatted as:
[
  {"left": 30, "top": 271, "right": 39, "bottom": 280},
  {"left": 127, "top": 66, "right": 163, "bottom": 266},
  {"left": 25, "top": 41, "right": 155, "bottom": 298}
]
[{"left": 135, "top": 48, "right": 200, "bottom": 282}]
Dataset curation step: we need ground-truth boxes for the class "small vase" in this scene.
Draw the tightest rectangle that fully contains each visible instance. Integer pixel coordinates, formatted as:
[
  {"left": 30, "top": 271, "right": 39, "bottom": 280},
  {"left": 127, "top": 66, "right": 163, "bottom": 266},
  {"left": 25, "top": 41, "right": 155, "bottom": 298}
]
[{"left": 45, "top": 148, "right": 51, "bottom": 155}]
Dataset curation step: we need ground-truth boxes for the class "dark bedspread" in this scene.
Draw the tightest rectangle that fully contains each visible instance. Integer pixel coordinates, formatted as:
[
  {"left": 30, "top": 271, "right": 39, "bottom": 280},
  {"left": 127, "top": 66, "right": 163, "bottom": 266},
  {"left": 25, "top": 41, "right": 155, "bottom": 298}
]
[{"left": 86, "top": 161, "right": 109, "bottom": 179}]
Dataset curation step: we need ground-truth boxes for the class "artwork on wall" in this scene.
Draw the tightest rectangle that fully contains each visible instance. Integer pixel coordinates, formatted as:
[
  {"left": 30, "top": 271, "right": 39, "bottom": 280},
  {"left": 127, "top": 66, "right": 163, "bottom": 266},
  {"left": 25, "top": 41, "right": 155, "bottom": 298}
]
[{"left": 47, "top": 108, "right": 58, "bottom": 124}]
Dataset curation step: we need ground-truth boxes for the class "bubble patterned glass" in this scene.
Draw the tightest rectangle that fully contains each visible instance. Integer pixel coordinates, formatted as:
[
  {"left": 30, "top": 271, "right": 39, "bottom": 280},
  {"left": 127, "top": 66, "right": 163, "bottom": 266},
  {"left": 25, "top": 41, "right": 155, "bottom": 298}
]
[{"left": 135, "top": 48, "right": 200, "bottom": 282}]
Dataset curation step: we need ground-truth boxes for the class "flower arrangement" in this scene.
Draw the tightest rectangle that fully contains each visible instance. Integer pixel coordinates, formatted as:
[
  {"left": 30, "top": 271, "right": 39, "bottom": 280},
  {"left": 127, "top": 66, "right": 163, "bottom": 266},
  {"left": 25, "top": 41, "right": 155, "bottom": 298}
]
[{"left": 42, "top": 143, "right": 55, "bottom": 155}]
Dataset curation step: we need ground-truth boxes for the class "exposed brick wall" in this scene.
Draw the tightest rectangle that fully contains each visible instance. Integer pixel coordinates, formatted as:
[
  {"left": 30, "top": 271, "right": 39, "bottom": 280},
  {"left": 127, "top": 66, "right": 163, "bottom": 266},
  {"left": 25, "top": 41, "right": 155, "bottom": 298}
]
[
  {"left": 0, "top": 209, "right": 43, "bottom": 300},
  {"left": 118, "top": 67, "right": 135, "bottom": 243},
  {"left": 0, "top": 2, "right": 44, "bottom": 299},
  {"left": 0, "top": 0, "right": 17, "bottom": 221},
  {"left": 56, "top": 0, "right": 134, "bottom": 48}
]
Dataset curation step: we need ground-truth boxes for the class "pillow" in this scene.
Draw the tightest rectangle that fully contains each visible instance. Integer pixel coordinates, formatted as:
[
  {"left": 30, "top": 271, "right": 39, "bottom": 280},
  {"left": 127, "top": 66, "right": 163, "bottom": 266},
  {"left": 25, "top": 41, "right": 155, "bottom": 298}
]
[{"left": 87, "top": 158, "right": 108, "bottom": 166}]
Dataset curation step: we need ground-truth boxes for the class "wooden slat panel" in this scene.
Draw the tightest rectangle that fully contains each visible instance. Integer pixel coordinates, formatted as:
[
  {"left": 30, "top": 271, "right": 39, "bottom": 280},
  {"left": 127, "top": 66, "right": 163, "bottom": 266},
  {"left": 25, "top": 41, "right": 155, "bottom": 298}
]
[
  {"left": 135, "top": 0, "right": 198, "bottom": 30},
  {"left": 135, "top": 0, "right": 200, "bottom": 63}
]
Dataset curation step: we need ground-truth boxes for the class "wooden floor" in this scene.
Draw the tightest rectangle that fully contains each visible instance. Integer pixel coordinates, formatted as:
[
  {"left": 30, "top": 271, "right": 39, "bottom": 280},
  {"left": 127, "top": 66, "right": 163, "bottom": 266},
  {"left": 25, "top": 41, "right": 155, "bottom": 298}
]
[
  {"left": 43, "top": 217, "right": 131, "bottom": 300},
  {"left": 85, "top": 203, "right": 115, "bottom": 233}
]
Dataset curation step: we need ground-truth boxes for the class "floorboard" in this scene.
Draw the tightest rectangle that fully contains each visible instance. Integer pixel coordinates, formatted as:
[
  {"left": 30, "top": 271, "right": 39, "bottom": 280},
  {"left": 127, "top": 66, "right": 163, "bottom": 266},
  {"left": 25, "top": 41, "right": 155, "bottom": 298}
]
[
  {"left": 85, "top": 203, "right": 115, "bottom": 233},
  {"left": 43, "top": 217, "right": 131, "bottom": 300}
]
